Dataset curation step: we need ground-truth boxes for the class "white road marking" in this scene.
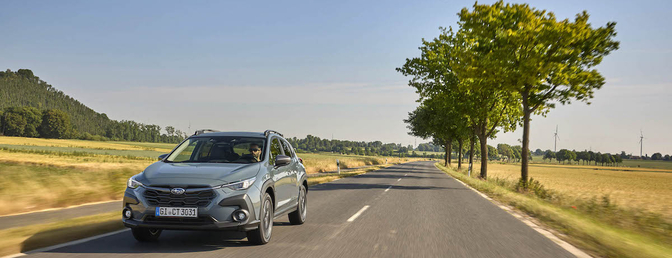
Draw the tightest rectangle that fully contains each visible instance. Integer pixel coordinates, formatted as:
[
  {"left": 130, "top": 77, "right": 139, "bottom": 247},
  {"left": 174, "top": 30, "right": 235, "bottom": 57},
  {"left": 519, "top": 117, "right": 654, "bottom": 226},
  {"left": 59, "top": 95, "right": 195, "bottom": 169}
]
[
  {"left": 397, "top": 178, "right": 402, "bottom": 182},
  {"left": 404, "top": 173, "right": 408, "bottom": 176},
  {"left": 347, "top": 205, "right": 370, "bottom": 222},
  {"left": 384, "top": 186, "right": 392, "bottom": 192}
]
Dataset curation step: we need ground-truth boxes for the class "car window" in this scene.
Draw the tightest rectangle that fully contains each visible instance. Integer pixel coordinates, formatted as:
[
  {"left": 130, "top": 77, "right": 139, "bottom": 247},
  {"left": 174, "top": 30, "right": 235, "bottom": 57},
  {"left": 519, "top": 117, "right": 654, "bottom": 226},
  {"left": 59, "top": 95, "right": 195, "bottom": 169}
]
[
  {"left": 281, "top": 139, "right": 295, "bottom": 158},
  {"left": 269, "top": 138, "right": 282, "bottom": 165},
  {"left": 166, "top": 137, "right": 265, "bottom": 163},
  {"left": 171, "top": 140, "right": 198, "bottom": 162}
]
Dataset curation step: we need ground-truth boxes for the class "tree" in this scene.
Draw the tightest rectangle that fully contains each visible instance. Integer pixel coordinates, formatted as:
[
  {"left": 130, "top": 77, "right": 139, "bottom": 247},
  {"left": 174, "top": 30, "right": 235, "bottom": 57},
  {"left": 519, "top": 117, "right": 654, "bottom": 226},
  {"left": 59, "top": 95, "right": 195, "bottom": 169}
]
[
  {"left": 556, "top": 149, "right": 567, "bottom": 164},
  {"left": 456, "top": 1, "right": 619, "bottom": 185},
  {"left": 39, "top": 109, "right": 71, "bottom": 139},
  {"left": 3, "top": 111, "right": 27, "bottom": 136},
  {"left": 534, "top": 149, "right": 543, "bottom": 156},
  {"left": 498, "top": 144, "right": 514, "bottom": 162},
  {"left": 664, "top": 154, "right": 670, "bottom": 161},
  {"left": 543, "top": 150, "right": 555, "bottom": 162},
  {"left": 487, "top": 145, "right": 499, "bottom": 160},
  {"left": 651, "top": 153, "right": 663, "bottom": 160}
]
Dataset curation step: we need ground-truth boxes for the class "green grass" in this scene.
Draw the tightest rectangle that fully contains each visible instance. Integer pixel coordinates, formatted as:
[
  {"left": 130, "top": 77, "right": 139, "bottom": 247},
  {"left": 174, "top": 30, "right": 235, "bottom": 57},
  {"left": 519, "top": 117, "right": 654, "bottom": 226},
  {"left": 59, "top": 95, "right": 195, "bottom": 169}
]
[{"left": 436, "top": 163, "right": 672, "bottom": 258}]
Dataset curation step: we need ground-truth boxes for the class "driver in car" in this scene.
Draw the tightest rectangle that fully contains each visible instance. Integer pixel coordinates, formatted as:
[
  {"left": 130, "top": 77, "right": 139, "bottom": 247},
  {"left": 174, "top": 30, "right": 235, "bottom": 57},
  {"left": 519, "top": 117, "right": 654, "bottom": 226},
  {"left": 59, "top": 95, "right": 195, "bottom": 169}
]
[{"left": 242, "top": 143, "right": 262, "bottom": 163}]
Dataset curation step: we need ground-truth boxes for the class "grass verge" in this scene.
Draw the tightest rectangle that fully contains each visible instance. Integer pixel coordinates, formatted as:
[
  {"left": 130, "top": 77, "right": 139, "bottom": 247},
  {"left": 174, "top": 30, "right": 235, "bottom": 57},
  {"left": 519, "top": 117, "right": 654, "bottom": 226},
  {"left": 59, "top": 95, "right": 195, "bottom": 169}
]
[
  {"left": 0, "top": 163, "right": 399, "bottom": 257},
  {"left": 435, "top": 163, "right": 671, "bottom": 258}
]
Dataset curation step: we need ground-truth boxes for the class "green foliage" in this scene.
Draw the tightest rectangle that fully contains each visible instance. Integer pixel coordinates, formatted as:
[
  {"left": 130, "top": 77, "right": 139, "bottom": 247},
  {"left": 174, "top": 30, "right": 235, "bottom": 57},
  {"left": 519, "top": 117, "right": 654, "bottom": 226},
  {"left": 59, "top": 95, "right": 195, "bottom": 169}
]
[
  {"left": 651, "top": 153, "right": 663, "bottom": 160},
  {"left": 487, "top": 145, "right": 498, "bottom": 160},
  {"left": 39, "top": 109, "right": 71, "bottom": 139},
  {"left": 2, "top": 112, "right": 27, "bottom": 136},
  {"left": 516, "top": 177, "right": 552, "bottom": 200},
  {"left": 543, "top": 150, "right": 556, "bottom": 161},
  {"left": 0, "top": 69, "right": 184, "bottom": 143},
  {"left": 285, "top": 135, "right": 407, "bottom": 157},
  {"left": 454, "top": 1, "right": 619, "bottom": 182}
]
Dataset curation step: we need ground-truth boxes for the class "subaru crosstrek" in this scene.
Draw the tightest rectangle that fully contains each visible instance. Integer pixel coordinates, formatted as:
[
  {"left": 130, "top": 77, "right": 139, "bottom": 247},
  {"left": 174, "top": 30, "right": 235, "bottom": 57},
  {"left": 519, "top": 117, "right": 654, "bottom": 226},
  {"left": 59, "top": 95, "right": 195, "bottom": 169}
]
[{"left": 122, "top": 130, "right": 307, "bottom": 244}]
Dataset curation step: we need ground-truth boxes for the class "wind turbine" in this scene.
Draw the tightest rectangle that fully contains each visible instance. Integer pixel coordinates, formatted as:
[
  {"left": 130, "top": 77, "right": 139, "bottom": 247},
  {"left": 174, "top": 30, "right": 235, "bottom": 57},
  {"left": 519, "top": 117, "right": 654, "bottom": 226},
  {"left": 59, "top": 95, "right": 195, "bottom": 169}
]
[
  {"left": 639, "top": 130, "right": 644, "bottom": 157},
  {"left": 553, "top": 125, "right": 560, "bottom": 152}
]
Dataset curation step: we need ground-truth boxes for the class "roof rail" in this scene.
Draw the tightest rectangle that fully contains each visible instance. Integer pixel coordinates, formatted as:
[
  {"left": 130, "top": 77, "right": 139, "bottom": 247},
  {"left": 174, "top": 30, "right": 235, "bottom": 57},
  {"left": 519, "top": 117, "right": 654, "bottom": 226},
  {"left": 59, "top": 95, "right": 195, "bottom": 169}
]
[
  {"left": 264, "top": 130, "right": 283, "bottom": 137},
  {"left": 194, "top": 129, "right": 220, "bottom": 136}
]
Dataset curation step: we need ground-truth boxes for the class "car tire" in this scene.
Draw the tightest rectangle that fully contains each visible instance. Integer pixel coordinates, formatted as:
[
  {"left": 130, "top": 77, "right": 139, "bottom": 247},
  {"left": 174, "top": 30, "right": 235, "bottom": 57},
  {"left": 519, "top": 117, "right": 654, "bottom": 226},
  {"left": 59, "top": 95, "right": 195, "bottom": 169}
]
[
  {"left": 247, "top": 193, "right": 274, "bottom": 245},
  {"left": 288, "top": 185, "right": 307, "bottom": 225},
  {"left": 131, "top": 228, "right": 162, "bottom": 242}
]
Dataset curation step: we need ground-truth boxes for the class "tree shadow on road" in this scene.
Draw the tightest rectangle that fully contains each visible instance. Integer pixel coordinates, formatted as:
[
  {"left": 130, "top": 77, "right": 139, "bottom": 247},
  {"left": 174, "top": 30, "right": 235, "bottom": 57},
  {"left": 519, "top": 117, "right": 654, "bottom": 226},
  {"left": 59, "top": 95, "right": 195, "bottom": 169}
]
[{"left": 23, "top": 225, "right": 255, "bottom": 255}]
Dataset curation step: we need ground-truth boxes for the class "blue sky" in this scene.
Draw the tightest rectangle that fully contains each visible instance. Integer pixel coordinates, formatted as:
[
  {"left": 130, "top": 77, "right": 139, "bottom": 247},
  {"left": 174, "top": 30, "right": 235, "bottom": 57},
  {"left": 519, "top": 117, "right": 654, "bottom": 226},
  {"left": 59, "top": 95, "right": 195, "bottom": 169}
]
[{"left": 1, "top": 0, "right": 671, "bottom": 155}]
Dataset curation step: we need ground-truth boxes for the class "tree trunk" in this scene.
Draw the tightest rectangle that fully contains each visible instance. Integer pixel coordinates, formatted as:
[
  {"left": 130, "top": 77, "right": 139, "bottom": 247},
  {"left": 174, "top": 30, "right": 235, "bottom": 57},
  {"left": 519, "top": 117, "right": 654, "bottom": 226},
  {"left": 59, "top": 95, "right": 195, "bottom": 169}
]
[
  {"left": 457, "top": 139, "right": 463, "bottom": 170},
  {"left": 446, "top": 139, "right": 452, "bottom": 167},
  {"left": 521, "top": 93, "right": 531, "bottom": 187},
  {"left": 469, "top": 135, "right": 474, "bottom": 168},
  {"left": 477, "top": 132, "right": 488, "bottom": 179}
]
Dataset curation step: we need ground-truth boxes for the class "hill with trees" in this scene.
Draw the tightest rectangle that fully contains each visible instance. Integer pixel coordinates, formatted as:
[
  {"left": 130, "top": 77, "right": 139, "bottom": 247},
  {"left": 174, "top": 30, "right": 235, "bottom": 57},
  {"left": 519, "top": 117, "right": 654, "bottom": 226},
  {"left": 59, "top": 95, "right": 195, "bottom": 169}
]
[{"left": 0, "top": 69, "right": 185, "bottom": 142}]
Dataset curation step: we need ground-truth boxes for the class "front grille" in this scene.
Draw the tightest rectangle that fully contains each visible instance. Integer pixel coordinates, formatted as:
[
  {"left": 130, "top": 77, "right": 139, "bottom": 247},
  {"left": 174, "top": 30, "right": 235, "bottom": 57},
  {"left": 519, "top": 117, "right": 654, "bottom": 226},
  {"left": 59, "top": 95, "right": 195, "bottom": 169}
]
[
  {"left": 144, "top": 215, "right": 213, "bottom": 225},
  {"left": 143, "top": 188, "right": 215, "bottom": 207}
]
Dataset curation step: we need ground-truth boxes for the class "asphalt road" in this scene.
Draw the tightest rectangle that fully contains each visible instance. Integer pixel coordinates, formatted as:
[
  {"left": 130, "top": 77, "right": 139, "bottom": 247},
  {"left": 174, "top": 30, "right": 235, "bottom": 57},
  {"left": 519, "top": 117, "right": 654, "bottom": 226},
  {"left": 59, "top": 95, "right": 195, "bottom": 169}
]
[
  {"left": 0, "top": 201, "right": 121, "bottom": 230},
  {"left": 23, "top": 161, "right": 574, "bottom": 257}
]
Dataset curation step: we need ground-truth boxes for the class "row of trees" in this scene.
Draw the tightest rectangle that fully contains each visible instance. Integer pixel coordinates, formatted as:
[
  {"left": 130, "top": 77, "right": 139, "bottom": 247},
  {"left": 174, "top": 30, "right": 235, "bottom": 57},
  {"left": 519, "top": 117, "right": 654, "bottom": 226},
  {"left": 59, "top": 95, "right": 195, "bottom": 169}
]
[
  {"left": 542, "top": 149, "right": 623, "bottom": 166},
  {"left": 0, "top": 107, "right": 71, "bottom": 139},
  {"left": 286, "top": 135, "right": 429, "bottom": 157},
  {"left": 399, "top": 1, "right": 619, "bottom": 186},
  {"left": 0, "top": 106, "right": 186, "bottom": 143}
]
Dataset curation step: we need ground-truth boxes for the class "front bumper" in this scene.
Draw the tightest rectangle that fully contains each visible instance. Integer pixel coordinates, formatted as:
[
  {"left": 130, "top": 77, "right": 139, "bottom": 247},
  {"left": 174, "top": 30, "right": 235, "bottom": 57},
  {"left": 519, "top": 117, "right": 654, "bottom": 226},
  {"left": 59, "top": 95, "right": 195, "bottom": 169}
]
[{"left": 122, "top": 186, "right": 260, "bottom": 232}]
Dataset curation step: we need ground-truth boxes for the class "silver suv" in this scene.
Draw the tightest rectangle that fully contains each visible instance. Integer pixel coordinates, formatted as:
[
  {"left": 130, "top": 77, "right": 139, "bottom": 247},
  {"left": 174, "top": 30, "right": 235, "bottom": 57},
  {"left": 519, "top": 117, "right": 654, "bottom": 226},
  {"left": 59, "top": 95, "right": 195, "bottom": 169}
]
[{"left": 122, "top": 130, "right": 307, "bottom": 245}]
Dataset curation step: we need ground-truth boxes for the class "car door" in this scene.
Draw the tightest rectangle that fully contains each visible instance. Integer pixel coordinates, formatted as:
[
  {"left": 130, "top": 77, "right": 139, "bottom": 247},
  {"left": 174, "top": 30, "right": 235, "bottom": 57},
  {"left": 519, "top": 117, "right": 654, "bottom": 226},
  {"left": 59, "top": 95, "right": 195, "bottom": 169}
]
[
  {"left": 280, "top": 139, "right": 299, "bottom": 203},
  {"left": 269, "top": 137, "right": 293, "bottom": 212}
]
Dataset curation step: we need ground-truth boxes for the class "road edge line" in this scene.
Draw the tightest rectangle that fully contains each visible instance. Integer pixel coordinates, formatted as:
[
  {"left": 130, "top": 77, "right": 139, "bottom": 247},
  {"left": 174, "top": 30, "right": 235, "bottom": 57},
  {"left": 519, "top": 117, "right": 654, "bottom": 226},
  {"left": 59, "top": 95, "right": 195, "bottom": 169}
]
[{"left": 443, "top": 167, "right": 592, "bottom": 258}]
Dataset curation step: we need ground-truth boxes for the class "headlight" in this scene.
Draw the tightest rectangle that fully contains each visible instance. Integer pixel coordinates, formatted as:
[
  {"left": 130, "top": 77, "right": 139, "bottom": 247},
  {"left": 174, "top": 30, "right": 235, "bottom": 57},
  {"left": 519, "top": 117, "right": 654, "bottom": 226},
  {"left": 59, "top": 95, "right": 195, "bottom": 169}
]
[
  {"left": 127, "top": 175, "right": 144, "bottom": 189},
  {"left": 215, "top": 177, "right": 256, "bottom": 191}
]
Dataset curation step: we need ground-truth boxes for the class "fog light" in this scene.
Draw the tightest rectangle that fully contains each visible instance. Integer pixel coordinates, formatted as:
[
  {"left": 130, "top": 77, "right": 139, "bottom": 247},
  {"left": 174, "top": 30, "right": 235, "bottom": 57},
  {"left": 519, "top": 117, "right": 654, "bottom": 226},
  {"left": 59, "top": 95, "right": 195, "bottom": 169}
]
[
  {"left": 123, "top": 208, "right": 133, "bottom": 219},
  {"left": 232, "top": 209, "right": 248, "bottom": 222}
]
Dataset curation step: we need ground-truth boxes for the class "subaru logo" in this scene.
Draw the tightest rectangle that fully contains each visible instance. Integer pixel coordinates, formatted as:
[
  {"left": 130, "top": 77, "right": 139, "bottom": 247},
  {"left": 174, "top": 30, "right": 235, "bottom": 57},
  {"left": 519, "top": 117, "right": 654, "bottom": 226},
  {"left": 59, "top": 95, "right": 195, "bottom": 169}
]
[{"left": 171, "top": 188, "right": 186, "bottom": 195}]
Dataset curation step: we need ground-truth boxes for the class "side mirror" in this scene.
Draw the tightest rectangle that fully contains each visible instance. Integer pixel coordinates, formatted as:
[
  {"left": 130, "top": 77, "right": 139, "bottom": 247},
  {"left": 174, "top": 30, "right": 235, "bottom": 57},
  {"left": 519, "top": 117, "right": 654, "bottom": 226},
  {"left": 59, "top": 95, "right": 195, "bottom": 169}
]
[
  {"left": 158, "top": 154, "right": 168, "bottom": 161},
  {"left": 275, "top": 155, "right": 291, "bottom": 167}
]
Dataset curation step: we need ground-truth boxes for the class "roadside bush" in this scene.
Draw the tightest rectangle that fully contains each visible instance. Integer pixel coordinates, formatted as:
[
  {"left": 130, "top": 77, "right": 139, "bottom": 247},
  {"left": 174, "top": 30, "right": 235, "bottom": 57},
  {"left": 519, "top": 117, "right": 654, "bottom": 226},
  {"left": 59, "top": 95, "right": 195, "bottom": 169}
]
[{"left": 516, "top": 177, "right": 553, "bottom": 200}]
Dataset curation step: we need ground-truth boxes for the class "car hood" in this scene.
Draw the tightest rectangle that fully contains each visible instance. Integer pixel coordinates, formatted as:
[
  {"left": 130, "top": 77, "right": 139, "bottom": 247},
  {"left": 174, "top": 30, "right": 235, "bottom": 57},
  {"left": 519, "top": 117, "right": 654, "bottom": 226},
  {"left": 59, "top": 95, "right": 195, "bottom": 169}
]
[{"left": 138, "top": 162, "right": 262, "bottom": 187}]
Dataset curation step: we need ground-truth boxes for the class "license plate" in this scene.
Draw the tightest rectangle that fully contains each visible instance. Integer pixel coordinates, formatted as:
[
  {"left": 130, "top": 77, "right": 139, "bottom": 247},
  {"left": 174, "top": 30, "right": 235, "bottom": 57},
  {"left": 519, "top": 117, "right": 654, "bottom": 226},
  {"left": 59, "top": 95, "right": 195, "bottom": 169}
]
[{"left": 155, "top": 207, "right": 198, "bottom": 218}]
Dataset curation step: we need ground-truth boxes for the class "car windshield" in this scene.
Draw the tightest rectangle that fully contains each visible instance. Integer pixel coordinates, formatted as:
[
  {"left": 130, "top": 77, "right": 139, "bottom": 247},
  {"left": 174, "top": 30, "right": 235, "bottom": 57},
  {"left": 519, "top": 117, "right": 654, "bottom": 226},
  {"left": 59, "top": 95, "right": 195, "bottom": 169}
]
[{"left": 165, "top": 136, "right": 266, "bottom": 164}]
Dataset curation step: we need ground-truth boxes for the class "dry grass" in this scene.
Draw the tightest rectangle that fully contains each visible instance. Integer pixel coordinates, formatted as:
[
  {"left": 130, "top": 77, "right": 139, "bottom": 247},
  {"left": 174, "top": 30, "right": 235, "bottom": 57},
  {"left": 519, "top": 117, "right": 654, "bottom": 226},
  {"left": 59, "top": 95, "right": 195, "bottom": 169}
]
[
  {"left": 300, "top": 152, "right": 424, "bottom": 174},
  {"left": 0, "top": 136, "right": 173, "bottom": 152},
  {"left": 463, "top": 162, "right": 672, "bottom": 216},
  {"left": 0, "top": 163, "right": 139, "bottom": 215}
]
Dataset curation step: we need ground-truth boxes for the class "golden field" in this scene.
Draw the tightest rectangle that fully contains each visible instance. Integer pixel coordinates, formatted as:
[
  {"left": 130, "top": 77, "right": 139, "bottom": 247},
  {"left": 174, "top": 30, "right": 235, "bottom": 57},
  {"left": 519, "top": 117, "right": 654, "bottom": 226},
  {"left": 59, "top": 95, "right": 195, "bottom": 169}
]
[{"left": 462, "top": 162, "right": 672, "bottom": 217}]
